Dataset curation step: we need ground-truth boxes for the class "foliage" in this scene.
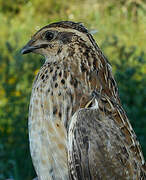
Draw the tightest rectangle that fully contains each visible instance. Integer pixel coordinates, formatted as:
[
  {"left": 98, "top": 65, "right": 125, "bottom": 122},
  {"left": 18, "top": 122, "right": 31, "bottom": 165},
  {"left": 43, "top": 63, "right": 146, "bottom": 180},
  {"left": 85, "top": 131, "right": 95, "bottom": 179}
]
[{"left": 0, "top": 0, "right": 145, "bottom": 179}]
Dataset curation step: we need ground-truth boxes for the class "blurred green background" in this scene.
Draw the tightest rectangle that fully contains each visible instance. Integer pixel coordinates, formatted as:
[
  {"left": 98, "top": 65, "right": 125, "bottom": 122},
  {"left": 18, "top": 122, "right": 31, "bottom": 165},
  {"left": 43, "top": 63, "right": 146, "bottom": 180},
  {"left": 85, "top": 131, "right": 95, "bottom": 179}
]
[{"left": 0, "top": 0, "right": 146, "bottom": 179}]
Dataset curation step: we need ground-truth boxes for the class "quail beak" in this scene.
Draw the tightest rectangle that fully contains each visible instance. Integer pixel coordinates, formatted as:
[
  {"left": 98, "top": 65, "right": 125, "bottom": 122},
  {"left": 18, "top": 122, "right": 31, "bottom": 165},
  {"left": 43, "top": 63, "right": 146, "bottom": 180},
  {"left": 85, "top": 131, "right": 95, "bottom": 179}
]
[{"left": 21, "top": 40, "right": 48, "bottom": 55}]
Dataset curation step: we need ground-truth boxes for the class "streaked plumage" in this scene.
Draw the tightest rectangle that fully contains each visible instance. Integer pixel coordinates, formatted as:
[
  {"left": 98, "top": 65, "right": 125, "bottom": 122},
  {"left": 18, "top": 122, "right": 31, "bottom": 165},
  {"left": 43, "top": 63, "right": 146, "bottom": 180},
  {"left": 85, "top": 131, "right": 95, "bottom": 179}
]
[{"left": 21, "top": 21, "right": 146, "bottom": 180}]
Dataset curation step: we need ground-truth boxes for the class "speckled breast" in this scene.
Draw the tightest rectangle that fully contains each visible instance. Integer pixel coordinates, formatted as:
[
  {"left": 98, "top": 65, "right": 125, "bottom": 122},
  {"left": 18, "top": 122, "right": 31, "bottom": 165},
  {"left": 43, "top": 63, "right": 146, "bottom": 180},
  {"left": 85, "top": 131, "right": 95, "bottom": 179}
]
[{"left": 28, "top": 61, "right": 88, "bottom": 180}]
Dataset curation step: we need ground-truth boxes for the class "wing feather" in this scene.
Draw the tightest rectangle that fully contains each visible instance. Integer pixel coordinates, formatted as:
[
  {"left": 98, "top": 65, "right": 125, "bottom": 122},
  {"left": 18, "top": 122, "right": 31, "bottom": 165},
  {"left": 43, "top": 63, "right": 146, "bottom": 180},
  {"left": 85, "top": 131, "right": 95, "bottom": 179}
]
[{"left": 68, "top": 102, "right": 146, "bottom": 179}]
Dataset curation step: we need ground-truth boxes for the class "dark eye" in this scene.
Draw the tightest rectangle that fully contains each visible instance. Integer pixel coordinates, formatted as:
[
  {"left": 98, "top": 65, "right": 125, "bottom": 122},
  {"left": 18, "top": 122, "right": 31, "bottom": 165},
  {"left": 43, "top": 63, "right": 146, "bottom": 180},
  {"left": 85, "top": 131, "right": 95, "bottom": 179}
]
[{"left": 45, "top": 31, "right": 54, "bottom": 41}]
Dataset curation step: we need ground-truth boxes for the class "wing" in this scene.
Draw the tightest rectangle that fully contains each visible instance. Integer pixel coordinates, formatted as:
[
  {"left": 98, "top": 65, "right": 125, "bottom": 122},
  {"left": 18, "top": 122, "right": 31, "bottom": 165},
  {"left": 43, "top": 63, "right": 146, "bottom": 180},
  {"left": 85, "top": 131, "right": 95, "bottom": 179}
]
[{"left": 68, "top": 92, "right": 146, "bottom": 180}]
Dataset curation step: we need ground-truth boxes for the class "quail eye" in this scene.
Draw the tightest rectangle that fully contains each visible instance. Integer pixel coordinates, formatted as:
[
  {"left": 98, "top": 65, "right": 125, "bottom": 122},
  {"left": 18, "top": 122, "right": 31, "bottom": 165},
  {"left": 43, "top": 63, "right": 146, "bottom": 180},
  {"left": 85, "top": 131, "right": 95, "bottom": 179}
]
[{"left": 44, "top": 31, "right": 54, "bottom": 41}]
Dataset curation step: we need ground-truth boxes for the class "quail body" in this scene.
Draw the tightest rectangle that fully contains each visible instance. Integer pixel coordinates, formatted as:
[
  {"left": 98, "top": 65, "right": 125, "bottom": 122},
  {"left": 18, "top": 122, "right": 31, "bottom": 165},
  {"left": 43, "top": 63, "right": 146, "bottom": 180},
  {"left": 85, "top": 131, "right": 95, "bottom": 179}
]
[{"left": 21, "top": 21, "right": 146, "bottom": 180}]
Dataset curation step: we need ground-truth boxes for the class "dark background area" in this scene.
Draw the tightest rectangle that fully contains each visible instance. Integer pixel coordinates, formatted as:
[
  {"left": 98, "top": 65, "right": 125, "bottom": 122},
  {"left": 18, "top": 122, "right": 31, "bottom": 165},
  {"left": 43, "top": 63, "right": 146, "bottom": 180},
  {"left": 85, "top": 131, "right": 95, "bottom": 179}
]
[{"left": 0, "top": 0, "right": 145, "bottom": 179}]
